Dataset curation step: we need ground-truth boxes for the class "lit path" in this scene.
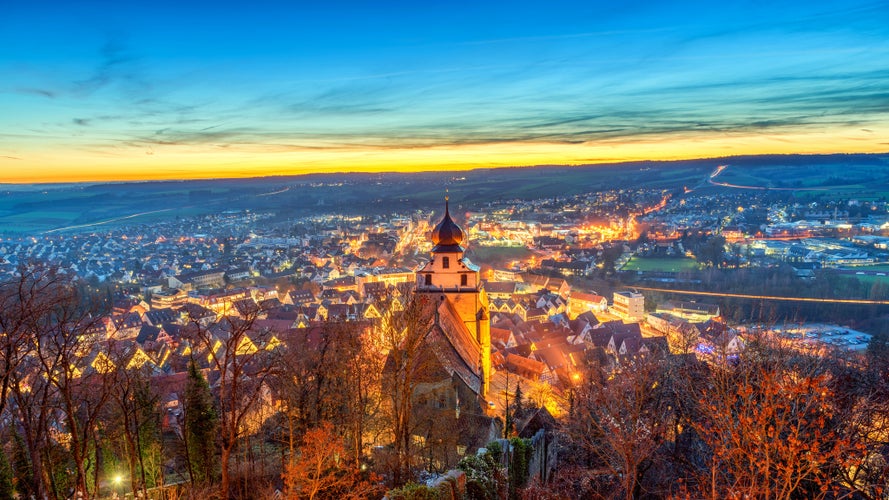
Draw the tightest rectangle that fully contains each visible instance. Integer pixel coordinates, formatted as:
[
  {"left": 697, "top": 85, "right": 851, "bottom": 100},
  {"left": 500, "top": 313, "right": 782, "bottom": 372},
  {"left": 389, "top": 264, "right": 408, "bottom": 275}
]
[
  {"left": 42, "top": 185, "right": 290, "bottom": 234},
  {"left": 257, "top": 186, "right": 290, "bottom": 196},
  {"left": 634, "top": 286, "right": 889, "bottom": 305},
  {"left": 710, "top": 164, "right": 728, "bottom": 179},
  {"left": 684, "top": 164, "right": 727, "bottom": 193},
  {"left": 708, "top": 164, "right": 829, "bottom": 191},
  {"left": 43, "top": 208, "right": 175, "bottom": 234}
]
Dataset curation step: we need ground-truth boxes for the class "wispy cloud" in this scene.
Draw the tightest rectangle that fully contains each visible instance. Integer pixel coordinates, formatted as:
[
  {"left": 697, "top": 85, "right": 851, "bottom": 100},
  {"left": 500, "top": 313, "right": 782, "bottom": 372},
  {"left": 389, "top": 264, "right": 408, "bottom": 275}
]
[
  {"left": 454, "top": 28, "right": 674, "bottom": 47},
  {"left": 14, "top": 87, "right": 56, "bottom": 98},
  {"left": 72, "top": 35, "right": 139, "bottom": 96},
  {"left": 3, "top": 0, "right": 887, "bottom": 180}
]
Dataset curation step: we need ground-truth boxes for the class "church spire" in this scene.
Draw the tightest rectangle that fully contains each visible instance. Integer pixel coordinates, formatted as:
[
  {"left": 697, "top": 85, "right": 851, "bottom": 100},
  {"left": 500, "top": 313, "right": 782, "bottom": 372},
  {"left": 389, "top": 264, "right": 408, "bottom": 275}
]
[{"left": 431, "top": 191, "right": 464, "bottom": 252}]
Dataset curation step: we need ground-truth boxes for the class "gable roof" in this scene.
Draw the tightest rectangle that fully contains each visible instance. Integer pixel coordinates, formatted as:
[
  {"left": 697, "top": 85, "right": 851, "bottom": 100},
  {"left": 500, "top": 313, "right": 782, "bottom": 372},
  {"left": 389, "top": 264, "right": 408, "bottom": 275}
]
[
  {"left": 571, "top": 292, "right": 607, "bottom": 304},
  {"left": 532, "top": 344, "right": 572, "bottom": 371},
  {"left": 601, "top": 320, "right": 642, "bottom": 337},
  {"left": 585, "top": 327, "right": 612, "bottom": 348},
  {"left": 659, "top": 300, "right": 720, "bottom": 316},
  {"left": 143, "top": 307, "right": 179, "bottom": 325},
  {"left": 517, "top": 406, "right": 557, "bottom": 439},
  {"left": 288, "top": 289, "right": 315, "bottom": 303},
  {"left": 136, "top": 324, "right": 161, "bottom": 344},
  {"left": 505, "top": 353, "right": 546, "bottom": 378},
  {"left": 483, "top": 281, "right": 519, "bottom": 295},
  {"left": 428, "top": 298, "right": 482, "bottom": 393},
  {"left": 490, "top": 327, "right": 513, "bottom": 348}
]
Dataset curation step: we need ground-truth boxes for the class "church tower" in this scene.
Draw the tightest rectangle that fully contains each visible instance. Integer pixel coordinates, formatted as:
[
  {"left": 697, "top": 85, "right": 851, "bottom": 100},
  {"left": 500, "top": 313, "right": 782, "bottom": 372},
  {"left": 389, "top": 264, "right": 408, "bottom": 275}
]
[{"left": 416, "top": 198, "right": 492, "bottom": 398}]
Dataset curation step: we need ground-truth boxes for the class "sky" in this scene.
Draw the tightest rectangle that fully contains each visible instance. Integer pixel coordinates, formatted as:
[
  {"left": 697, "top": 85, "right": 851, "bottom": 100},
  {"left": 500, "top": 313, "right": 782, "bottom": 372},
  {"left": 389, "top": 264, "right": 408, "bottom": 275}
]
[{"left": 1, "top": 0, "right": 888, "bottom": 183}]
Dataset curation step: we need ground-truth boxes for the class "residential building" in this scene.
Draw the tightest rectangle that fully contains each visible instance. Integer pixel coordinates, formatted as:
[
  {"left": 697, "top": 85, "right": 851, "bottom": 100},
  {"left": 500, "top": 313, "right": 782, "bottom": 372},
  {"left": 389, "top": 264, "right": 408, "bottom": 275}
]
[{"left": 612, "top": 290, "right": 644, "bottom": 322}]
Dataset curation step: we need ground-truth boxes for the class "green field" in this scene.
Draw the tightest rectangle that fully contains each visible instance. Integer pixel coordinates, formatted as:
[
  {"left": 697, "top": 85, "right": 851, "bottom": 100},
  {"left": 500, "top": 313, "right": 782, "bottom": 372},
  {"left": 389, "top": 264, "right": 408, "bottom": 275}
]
[
  {"left": 0, "top": 211, "right": 82, "bottom": 233},
  {"left": 465, "top": 246, "right": 534, "bottom": 268},
  {"left": 2, "top": 154, "right": 887, "bottom": 236},
  {"left": 10, "top": 164, "right": 705, "bottom": 235},
  {"left": 714, "top": 162, "right": 889, "bottom": 197},
  {"left": 0, "top": 183, "right": 227, "bottom": 235},
  {"left": 621, "top": 257, "right": 700, "bottom": 273}
]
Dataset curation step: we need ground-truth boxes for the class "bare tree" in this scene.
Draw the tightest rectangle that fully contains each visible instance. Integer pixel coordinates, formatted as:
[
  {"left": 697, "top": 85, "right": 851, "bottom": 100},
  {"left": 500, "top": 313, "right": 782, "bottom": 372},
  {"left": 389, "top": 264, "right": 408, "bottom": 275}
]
[
  {"left": 822, "top": 343, "right": 889, "bottom": 500},
  {"left": 273, "top": 323, "right": 348, "bottom": 463},
  {"left": 375, "top": 290, "right": 435, "bottom": 486},
  {"left": 106, "top": 362, "right": 162, "bottom": 499},
  {"left": 0, "top": 265, "right": 70, "bottom": 499},
  {"left": 689, "top": 334, "right": 852, "bottom": 499},
  {"left": 272, "top": 328, "right": 319, "bottom": 463},
  {"left": 564, "top": 352, "right": 670, "bottom": 500},
  {"left": 34, "top": 284, "right": 114, "bottom": 498},
  {"left": 281, "top": 421, "right": 382, "bottom": 500},
  {"left": 271, "top": 317, "right": 386, "bottom": 481},
  {"left": 184, "top": 299, "right": 276, "bottom": 499},
  {"left": 666, "top": 323, "right": 700, "bottom": 356},
  {"left": 4, "top": 266, "right": 112, "bottom": 498},
  {"left": 340, "top": 322, "right": 386, "bottom": 468},
  {"left": 0, "top": 265, "right": 65, "bottom": 417},
  {"left": 8, "top": 351, "right": 58, "bottom": 499}
]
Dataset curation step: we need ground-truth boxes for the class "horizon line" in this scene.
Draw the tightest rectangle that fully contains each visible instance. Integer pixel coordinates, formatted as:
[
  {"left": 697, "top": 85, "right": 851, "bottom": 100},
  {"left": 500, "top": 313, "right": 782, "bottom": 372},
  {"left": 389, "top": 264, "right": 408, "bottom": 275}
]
[{"left": 3, "top": 151, "right": 887, "bottom": 187}]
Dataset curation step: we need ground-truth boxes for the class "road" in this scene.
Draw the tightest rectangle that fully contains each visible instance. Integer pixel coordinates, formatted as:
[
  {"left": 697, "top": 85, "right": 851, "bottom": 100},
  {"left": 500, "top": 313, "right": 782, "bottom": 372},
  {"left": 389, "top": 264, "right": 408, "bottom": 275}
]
[
  {"left": 43, "top": 208, "right": 177, "bottom": 234},
  {"left": 707, "top": 165, "right": 829, "bottom": 191},
  {"left": 634, "top": 285, "right": 889, "bottom": 306},
  {"left": 42, "top": 184, "right": 291, "bottom": 234}
]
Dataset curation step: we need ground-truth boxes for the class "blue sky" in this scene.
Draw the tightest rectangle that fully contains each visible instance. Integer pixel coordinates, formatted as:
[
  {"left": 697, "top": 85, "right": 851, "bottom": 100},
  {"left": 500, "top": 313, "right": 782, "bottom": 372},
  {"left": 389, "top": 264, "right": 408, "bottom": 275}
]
[{"left": 1, "top": 1, "right": 888, "bottom": 182}]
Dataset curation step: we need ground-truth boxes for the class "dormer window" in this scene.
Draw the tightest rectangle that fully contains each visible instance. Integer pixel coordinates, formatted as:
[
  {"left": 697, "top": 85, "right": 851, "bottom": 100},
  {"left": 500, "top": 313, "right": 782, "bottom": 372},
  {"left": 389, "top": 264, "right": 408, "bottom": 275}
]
[{"left": 442, "top": 256, "right": 450, "bottom": 269}]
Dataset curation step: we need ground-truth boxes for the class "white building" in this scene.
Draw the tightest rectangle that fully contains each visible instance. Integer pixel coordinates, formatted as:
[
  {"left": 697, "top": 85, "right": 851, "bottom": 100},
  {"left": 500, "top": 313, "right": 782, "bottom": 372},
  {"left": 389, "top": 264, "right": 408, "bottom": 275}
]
[{"left": 612, "top": 290, "right": 644, "bottom": 322}]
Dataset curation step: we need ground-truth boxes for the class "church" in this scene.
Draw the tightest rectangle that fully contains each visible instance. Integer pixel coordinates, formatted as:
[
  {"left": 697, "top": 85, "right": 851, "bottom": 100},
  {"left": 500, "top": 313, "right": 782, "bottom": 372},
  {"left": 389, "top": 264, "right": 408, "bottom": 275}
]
[
  {"left": 415, "top": 197, "right": 492, "bottom": 401},
  {"left": 403, "top": 198, "right": 497, "bottom": 465}
]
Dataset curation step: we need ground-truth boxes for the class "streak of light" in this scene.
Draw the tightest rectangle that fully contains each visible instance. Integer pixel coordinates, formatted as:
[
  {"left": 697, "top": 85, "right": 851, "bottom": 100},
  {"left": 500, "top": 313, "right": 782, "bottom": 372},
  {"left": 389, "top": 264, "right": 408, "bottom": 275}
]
[
  {"left": 633, "top": 286, "right": 889, "bottom": 305},
  {"left": 708, "top": 165, "right": 829, "bottom": 191},
  {"left": 257, "top": 186, "right": 291, "bottom": 197},
  {"left": 43, "top": 208, "right": 176, "bottom": 234}
]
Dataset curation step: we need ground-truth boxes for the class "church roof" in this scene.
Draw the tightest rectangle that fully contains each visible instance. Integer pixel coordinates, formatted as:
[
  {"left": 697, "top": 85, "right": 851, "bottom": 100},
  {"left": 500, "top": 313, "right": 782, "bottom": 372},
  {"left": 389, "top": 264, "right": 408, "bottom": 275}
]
[
  {"left": 426, "top": 297, "right": 482, "bottom": 393},
  {"left": 431, "top": 199, "right": 465, "bottom": 252}
]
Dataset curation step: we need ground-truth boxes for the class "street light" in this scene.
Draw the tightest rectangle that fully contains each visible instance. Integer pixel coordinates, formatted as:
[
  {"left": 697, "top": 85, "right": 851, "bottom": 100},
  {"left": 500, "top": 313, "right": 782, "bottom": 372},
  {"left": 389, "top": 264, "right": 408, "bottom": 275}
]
[
  {"left": 569, "top": 371, "right": 581, "bottom": 416},
  {"left": 112, "top": 474, "right": 123, "bottom": 499}
]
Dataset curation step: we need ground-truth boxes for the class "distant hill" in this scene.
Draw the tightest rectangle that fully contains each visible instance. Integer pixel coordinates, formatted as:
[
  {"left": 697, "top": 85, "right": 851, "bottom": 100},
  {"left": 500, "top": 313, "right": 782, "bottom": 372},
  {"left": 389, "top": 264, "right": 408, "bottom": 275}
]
[{"left": 1, "top": 153, "right": 886, "bottom": 235}]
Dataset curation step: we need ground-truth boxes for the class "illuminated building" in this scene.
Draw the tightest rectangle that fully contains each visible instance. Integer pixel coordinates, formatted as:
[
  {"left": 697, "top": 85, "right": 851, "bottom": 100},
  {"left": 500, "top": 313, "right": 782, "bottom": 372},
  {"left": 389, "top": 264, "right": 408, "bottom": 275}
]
[
  {"left": 416, "top": 198, "right": 492, "bottom": 399},
  {"left": 612, "top": 290, "right": 645, "bottom": 322}
]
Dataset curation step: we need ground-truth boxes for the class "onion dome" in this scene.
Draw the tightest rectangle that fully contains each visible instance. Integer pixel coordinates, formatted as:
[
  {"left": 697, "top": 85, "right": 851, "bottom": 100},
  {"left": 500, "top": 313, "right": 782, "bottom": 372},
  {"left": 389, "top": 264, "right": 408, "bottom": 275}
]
[{"left": 431, "top": 198, "right": 464, "bottom": 251}]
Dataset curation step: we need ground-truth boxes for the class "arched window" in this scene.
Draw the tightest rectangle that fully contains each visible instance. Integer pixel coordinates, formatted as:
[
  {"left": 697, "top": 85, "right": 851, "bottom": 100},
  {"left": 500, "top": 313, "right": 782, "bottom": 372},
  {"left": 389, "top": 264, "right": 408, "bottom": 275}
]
[{"left": 442, "top": 256, "right": 450, "bottom": 269}]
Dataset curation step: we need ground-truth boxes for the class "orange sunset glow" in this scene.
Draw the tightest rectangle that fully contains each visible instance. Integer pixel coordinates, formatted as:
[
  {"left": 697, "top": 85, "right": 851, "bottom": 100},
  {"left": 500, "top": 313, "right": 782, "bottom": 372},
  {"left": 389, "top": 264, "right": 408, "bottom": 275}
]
[
  {"left": 3, "top": 1, "right": 888, "bottom": 184},
  {"left": 6, "top": 124, "right": 888, "bottom": 184}
]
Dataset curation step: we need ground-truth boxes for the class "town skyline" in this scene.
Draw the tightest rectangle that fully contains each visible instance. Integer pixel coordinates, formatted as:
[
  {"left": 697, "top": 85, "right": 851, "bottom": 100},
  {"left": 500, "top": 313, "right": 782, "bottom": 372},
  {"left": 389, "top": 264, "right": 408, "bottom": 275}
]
[
  {"left": 3, "top": 0, "right": 889, "bottom": 183},
  {"left": 2, "top": 166, "right": 888, "bottom": 498},
  {"left": 3, "top": 2, "right": 889, "bottom": 498}
]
